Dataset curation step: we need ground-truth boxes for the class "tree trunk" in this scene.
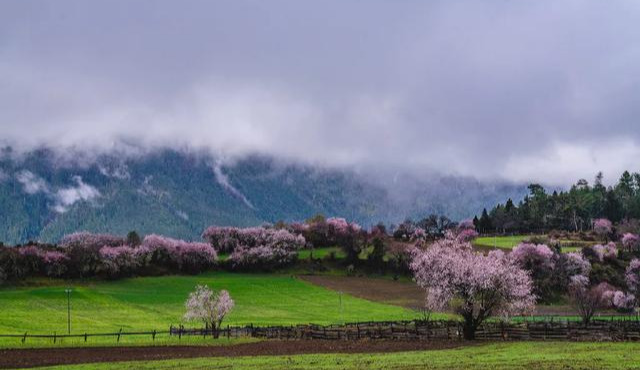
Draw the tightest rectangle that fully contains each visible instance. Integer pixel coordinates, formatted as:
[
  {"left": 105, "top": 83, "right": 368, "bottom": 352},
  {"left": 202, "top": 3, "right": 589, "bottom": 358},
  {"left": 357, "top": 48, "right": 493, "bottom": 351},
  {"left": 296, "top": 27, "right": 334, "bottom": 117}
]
[{"left": 462, "top": 318, "right": 476, "bottom": 340}]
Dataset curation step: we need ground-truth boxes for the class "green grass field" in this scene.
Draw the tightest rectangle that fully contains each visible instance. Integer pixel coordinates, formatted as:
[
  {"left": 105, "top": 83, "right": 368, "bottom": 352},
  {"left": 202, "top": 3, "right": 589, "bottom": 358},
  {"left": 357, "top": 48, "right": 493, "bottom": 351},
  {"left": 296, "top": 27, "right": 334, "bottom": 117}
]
[
  {"left": 473, "top": 235, "right": 532, "bottom": 249},
  {"left": 297, "top": 247, "right": 345, "bottom": 260},
  {"left": 44, "top": 342, "right": 640, "bottom": 369},
  {"left": 473, "top": 235, "right": 585, "bottom": 253},
  {"left": 0, "top": 272, "right": 419, "bottom": 343}
]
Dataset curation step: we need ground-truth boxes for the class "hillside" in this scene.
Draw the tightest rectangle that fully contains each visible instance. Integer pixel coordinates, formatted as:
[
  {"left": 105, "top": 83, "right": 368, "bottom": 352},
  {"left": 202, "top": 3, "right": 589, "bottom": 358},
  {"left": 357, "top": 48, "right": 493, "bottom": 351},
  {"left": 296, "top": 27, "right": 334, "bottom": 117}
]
[{"left": 0, "top": 149, "right": 527, "bottom": 244}]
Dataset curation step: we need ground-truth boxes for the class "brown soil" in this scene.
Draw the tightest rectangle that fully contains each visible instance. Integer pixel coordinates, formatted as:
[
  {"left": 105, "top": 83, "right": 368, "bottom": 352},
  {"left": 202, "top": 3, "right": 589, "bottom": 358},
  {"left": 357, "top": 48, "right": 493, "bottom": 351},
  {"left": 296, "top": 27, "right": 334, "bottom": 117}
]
[
  {"left": 0, "top": 340, "right": 463, "bottom": 368},
  {"left": 300, "top": 275, "right": 597, "bottom": 317},
  {"left": 300, "top": 275, "right": 425, "bottom": 310}
]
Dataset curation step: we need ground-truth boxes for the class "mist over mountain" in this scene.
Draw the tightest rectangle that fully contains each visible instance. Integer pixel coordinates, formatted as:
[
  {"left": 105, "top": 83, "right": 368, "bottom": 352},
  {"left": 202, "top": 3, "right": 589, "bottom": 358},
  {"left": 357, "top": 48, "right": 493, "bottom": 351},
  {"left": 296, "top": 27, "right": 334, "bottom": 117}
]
[{"left": 0, "top": 148, "right": 527, "bottom": 245}]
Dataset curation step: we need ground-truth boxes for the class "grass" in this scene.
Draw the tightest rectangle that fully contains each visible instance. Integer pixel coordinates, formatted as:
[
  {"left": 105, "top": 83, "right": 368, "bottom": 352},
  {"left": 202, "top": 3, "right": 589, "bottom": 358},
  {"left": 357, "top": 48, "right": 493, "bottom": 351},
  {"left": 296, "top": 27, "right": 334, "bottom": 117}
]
[
  {"left": 473, "top": 235, "right": 532, "bottom": 249},
  {"left": 0, "top": 272, "right": 420, "bottom": 347},
  {"left": 297, "top": 247, "right": 345, "bottom": 260},
  {"left": 44, "top": 342, "right": 640, "bottom": 369},
  {"left": 473, "top": 235, "right": 587, "bottom": 253}
]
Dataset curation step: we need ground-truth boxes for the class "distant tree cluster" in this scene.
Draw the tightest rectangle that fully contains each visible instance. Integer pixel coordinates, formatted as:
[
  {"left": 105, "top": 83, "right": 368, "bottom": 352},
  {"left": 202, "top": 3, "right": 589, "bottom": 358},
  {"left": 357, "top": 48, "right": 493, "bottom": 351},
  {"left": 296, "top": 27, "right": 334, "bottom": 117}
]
[
  {"left": 0, "top": 231, "right": 217, "bottom": 282},
  {"left": 476, "top": 171, "right": 640, "bottom": 234},
  {"left": 202, "top": 226, "right": 305, "bottom": 270}
]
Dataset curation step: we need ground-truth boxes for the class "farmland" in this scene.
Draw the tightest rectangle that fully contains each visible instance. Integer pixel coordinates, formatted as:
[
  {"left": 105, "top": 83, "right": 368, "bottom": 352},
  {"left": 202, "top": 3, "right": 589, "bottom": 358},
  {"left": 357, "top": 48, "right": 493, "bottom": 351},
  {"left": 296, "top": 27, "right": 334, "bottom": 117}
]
[
  {"left": 38, "top": 341, "right": 640, "bottom": 369},
  {"left": 0, "top": 272, "right": 418, "bottom": 345},
  {"left": 473, "top": 235, "right": 587, "bottom": 252}
]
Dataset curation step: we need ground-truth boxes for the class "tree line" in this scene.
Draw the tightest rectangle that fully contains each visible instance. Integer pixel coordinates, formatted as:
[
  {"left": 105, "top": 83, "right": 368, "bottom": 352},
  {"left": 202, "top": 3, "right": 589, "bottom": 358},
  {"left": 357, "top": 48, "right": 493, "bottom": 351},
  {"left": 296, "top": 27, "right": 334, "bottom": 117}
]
[{"left": 475, "top": 171, "right": 640, "bottom": 234}]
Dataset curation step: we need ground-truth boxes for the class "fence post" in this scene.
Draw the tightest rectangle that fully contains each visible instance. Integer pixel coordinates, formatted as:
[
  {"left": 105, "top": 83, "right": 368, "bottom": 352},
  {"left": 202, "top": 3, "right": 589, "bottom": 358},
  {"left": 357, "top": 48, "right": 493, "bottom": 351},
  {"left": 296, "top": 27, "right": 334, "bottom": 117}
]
[
  {"left": 84, "top": 333, "right": 87, "bottom": 342},
  {"left": 22, "top": 332, "right": 27, "bottom": 344},
  {"left": 53, "top": 331, "right": 56, "bottom": 344},
  {"left": 152, "top": 330, "right": 156, "bottom": 341},
  {"left": 117, "top": 328, "right": 122, "bottom": 343}
]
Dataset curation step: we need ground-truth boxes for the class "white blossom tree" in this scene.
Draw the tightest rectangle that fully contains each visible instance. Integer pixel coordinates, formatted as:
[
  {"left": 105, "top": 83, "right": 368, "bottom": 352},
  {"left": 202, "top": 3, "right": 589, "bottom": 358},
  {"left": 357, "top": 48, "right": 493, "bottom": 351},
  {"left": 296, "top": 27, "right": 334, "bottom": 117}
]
[{"left": 184, "top": 285, "right": 234, "bottom": 337}]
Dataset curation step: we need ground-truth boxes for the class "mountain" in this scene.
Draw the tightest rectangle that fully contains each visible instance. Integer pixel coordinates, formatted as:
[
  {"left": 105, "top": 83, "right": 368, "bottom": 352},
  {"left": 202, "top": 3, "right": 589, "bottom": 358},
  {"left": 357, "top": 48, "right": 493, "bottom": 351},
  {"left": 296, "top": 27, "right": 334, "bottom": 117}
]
[{"left": 0, "top": 148, "right": 528, "bottom": 244}]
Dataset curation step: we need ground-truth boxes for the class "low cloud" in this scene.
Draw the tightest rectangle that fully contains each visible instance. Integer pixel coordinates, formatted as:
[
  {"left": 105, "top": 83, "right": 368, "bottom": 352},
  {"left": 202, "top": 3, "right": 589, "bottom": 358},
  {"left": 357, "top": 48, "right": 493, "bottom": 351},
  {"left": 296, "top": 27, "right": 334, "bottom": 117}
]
[
  {"left": 15, "top": 170, "right": 49, "bottom": 194},
  {"left": 2, "top": 1, "right": 640, "bottom": 186},
  {"left": 14, "top": 171, "right": 100, "bottom": 212},
  {"left": 53, "top": 176, "right": 101, "bottom": 213}
]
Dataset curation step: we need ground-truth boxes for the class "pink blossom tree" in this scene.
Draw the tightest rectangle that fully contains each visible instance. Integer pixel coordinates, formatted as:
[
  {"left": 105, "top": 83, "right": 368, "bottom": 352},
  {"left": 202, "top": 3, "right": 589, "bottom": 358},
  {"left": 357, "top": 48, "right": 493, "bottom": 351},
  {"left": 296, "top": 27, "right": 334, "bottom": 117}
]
[
  {"left": 99, "top": 246, "right": 139, "bottom": 278},
  {"left": 625, "top": 259, "right": 640, "bottom": 303},
  {"left": 510, "top": 243, "right": 555, "bottom": 299},
  {"left": 591, "top": 242, "right": 618, "bottom": 262},
  {"left": 410, "top": 234, "right": 535, "bottom": 339},
  {"left": 184, "top": 285, "right": 234, "bottom": 338},
  {"left": 592, "top": 218, "right": 612, "bottom": 239},
  {"left": 622, "top": 233, "right": 640, "bottom": 252},
  {"left": 568, "top": 277, "right": 616, "bottom": 324},
  {"left": 60, "top": 232, "right": 125, "bottom": 249}
]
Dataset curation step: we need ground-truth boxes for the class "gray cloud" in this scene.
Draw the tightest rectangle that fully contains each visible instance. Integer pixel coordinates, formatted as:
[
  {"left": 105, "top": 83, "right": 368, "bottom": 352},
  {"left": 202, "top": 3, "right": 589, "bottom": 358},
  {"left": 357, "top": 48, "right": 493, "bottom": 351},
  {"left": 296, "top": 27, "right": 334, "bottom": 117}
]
[
  {"left": 53, "top": 176, "right": 101, "bottom": 213},
  {"left": 15, "top": 170, "right": 49, "bottom": 194},
  {"left": 1, "top": 0, "right": 640, "bottom": 185},
  {"left": 14, "top": 171, "right": 100, "bottom": 212}
]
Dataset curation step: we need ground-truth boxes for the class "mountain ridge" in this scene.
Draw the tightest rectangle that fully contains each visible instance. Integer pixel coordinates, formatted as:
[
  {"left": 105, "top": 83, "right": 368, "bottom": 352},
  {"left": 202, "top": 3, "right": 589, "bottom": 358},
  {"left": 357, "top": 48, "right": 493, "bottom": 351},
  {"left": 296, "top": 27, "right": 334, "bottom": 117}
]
[{"left": 0, "top": 149, "right": 528, "bottom": 244}]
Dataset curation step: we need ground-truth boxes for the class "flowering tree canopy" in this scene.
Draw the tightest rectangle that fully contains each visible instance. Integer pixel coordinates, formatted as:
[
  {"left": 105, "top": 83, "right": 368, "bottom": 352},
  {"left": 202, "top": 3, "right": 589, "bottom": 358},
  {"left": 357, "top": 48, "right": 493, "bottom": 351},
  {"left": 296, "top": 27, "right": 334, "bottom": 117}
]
[
  {"left": 592, "top": 218, "right": 613, "bottom": 237},
  {"left": 410, "top": 234, "right": 535, "bottom": 339},
  {"left": 569, "top": 277, "right": 619, "bottom": 323},
  {"left": 184, "top": 285, "right": 234, "bottom": 337},
  {"left": 60, "top": 232, "right": 126, "bottom": 249},
  {"left": 592, "top": 242, "right": 618, "bottom": 262},
  {"left": 510, "top": 243, "right": 555, "bottom": 299},
  {"left": 622, "top": 233, "right": 640, "bottom": 252}
]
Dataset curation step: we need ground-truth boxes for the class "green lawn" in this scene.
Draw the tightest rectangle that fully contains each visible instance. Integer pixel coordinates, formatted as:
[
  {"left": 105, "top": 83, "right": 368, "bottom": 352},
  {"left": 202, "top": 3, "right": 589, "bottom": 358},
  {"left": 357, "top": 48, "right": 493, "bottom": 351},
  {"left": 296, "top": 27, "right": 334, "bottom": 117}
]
[
  {"left": 0, "top": 272, "right": 418, "bottom": 344},
  {"left": 45, "top": 342, "right": 640, "bottom": 369}
]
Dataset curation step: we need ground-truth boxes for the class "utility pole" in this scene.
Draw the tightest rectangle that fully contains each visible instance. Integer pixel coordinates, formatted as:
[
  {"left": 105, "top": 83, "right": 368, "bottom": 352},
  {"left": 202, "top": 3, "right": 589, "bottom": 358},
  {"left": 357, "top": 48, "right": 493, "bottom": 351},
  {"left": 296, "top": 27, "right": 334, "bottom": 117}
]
[
  {"left": 64, "top": 288, "right": 72, "bottom": 334},
  {"left": 338, "top": 291, "right": 343, "bottom": 324}
]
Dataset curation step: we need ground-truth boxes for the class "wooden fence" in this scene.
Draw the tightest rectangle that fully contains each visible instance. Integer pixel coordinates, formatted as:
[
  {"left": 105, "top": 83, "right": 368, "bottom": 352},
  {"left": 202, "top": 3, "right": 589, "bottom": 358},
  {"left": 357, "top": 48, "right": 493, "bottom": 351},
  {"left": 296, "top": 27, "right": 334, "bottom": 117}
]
[
  {"left": 0, "top": 329, "right": 166, "bottom": 344},
  {"left": 172, "top": 319, "right": 640, "bottom": 342},
  {"left": 5, "top": 318, "right": 640, "bottom": 345}
]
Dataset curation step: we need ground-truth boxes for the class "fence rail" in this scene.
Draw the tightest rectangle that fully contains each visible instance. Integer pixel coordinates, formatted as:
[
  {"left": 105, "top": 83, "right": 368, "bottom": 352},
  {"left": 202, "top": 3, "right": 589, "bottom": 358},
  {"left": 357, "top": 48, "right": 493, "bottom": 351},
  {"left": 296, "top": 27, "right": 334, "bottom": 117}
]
[
  {"left": 170, "top": 318, "right": 640, "bottom": 342},
  {"left": 4, "top": 318, "right": 640, "bottom": 344}
]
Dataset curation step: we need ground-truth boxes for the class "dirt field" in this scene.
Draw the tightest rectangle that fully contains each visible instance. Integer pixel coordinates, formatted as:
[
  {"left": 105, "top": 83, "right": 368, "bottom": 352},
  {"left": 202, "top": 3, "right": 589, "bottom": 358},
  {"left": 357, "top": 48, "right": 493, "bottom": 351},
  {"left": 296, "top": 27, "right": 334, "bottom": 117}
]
[
  {"left": 300, "top": 275, "right": 598, "bottom": 317},
  {"left": 0, "top": 340, "right": 463, "bottom": 368},
  {"left": 300, "top": 275, "right": 424, "bottom": 310}
]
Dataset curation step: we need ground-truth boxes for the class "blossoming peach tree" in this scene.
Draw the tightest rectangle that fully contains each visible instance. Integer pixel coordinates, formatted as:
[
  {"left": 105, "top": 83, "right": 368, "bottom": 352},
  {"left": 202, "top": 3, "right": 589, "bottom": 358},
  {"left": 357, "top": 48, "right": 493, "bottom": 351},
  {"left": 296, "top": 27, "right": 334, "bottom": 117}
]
[
  {"left": 184, "top": 285, "right": 235, "bottom": 338},
  {"left": 409, "top": 233, "right": 535, "bottom": 339}
]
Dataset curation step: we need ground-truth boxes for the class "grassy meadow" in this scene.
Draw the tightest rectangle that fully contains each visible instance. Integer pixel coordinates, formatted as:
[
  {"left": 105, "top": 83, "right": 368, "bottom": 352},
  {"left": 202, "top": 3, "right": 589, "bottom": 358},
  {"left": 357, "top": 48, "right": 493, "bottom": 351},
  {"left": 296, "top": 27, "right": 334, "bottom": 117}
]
[
  {"left": 44, "top": 342, "right": 640, "bottom": 369},
  {"left": 473, "top": 235, "right": 586, "bottom": 252},
  {"left": 0, "top": 272, "right": 420, "bottom": 346}
]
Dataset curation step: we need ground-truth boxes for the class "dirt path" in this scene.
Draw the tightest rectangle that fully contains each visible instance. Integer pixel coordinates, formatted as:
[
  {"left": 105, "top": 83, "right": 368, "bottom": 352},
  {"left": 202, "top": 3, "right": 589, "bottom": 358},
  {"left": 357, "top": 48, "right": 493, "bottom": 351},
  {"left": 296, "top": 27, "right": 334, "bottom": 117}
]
[
  {"left": 0, "top": 340, "right": 464, "bottom": 368},
  {"left": 300, "top": 275, "right": 425, "bottom": 310}
]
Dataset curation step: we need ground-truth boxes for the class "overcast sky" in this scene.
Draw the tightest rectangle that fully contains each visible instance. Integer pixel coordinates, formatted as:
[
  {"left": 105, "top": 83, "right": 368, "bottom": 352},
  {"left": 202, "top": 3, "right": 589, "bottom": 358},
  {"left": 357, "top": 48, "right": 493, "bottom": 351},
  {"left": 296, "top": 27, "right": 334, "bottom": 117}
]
[{"left": 1, "top": 0, "right": 640, "bottom": 185}]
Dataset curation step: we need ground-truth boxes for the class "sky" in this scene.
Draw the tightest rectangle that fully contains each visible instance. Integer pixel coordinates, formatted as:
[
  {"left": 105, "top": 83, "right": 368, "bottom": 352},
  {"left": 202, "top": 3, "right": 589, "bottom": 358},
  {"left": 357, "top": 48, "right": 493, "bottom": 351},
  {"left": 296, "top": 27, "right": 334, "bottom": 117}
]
[{"left": 1, "top": 0, "right": 640, "bottom": 186}]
